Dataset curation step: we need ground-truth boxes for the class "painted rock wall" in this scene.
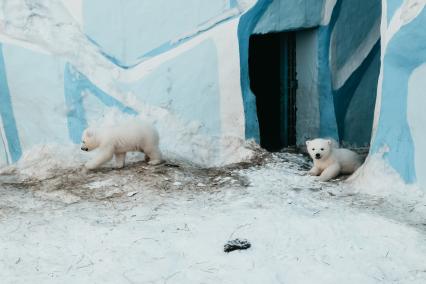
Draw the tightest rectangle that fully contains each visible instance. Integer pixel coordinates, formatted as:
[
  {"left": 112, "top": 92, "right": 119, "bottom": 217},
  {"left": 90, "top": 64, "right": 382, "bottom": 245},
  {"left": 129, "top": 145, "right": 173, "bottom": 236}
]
[
  {"left": 0, "top": 0, "right": 249, "bottom": 167},
  {"left": 2, "top": 0, "right": 413, "bottom": 187},
  {"left": 371, "top": 0, "right": 426, "bottom": 188}
]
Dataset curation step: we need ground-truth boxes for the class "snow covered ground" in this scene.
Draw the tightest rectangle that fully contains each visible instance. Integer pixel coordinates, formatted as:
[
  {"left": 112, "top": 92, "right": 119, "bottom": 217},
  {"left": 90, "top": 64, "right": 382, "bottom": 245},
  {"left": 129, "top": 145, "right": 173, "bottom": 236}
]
[{"left": 0, "top": 146, "right": 425, "bottom": 284}]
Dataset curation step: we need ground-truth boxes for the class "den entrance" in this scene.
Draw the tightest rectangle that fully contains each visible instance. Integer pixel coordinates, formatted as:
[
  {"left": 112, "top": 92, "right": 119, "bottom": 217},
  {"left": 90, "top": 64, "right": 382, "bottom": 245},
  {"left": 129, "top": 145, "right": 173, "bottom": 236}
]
[{"left": 249, "top": 32, "right": 297, "bottom": 152}]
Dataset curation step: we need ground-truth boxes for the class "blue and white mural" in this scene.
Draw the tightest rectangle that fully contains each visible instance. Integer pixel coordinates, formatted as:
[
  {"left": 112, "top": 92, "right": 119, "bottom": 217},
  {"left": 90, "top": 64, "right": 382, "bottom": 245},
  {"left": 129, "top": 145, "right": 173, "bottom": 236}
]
[
  {"left": 0, "top": 0, "right": 423, "bottom": 188},
  {"left": 0, "top": 0, "right": 245, "bottom": 166},
  {"left": 371, "top": 0, "right": 426, "bottom": 188}
]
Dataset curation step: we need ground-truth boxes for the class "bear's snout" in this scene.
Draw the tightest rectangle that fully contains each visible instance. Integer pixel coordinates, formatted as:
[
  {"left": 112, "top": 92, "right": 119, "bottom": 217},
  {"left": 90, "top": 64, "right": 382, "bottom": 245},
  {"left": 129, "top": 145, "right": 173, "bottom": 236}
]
[
  {"left": 81, "top": 146, "right": 89, "bottom": 151},
  {"left": 315, "top": 153, "right": 321, "bottom": 159}
]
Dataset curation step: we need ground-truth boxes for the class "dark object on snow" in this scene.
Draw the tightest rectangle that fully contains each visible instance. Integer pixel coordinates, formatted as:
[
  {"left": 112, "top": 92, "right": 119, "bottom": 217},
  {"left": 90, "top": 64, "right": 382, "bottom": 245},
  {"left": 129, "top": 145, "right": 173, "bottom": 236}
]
[
  {"left": 224, "top": 239, "right": 251, "bottom": 253},
  {"left": 165, "top": 163, "right": 180, "bottom": 168}
]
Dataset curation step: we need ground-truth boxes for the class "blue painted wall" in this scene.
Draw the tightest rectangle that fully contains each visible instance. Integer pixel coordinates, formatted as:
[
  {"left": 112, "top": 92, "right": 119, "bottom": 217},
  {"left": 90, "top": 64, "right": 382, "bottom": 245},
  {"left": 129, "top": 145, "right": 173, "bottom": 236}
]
[
  {"left": 331, "top": 0, "right": 381, "bottom": 72},
  {"left": 83, "top": 0, "right": 230, "bottom": 67},
  {"left": 0, "top": 1, "right": 231, "bottom": 166},
  {"left": 386, "top": 0, "right": 403, "bottom": 23},
  {"left": 0, "top": 45, "right": 23, "bottom": 162},
  {"left": 64, "top": 64, "right": 138, "bottom": 143},
  {"left": 2, "top": 0, "right": 423, "bottom": 188},
  {"left": 116, "top": 40, "right": 221, "bottom": 136},
  {"left": 253, "top": 0, "right": 325, "bottom": 34},
  {"left": 238, "top": 0, "right": 272, "bottom": 142},
  {"left": 371, "top": 3, "right": 426, "bottom": 185},
  {"left": 341, "top": 50, "right": 380, "bottom": 146},
  {"left": 319, "top": 0, "right": 381, "bottom": 145}
]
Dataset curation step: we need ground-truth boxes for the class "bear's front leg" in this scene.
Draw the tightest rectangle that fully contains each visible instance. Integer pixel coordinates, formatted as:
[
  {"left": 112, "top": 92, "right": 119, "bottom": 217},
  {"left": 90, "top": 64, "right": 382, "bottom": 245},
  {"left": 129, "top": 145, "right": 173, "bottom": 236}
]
[
  {"left": 115, "top": 152, "right": 126, "bottom": 168},
  {"left": 85, "top": 148, "right": 114, "bottom": 170},
  {"left": 308, "top": 166, "right": 321, "bottom": 176},
  {"left": 318, "top": 163, "right": 341, "bottom": 182}
]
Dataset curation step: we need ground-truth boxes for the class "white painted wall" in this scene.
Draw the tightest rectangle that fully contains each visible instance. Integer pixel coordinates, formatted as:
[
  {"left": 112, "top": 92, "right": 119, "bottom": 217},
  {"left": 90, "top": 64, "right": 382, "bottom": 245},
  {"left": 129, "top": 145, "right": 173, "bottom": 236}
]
[
  {"left": 407, "top": 64, "right": 426, "bottom": 187},
  {"left": 0, "top": 116, "right": 8, "bottom": 167},
  {"left": 295, "top": 29, "right": 320, "bottom": 145},
  {"left": 3, "top": 45, "right": 70, "bottom": 150}
]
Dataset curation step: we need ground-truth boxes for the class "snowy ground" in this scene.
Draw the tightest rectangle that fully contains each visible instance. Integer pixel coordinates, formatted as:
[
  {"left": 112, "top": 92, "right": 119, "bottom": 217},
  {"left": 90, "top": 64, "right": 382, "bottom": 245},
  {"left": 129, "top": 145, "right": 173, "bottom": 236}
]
[{"left": 0, "top": 147, "right": 426, "bottom": 284}]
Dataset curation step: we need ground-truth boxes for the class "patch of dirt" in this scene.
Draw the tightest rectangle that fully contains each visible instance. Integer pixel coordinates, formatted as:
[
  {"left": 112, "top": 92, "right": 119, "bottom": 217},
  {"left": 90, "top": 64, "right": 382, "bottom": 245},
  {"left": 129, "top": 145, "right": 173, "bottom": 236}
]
[{"left": 0, "top": 145, "right": 271, "bottom": 206}]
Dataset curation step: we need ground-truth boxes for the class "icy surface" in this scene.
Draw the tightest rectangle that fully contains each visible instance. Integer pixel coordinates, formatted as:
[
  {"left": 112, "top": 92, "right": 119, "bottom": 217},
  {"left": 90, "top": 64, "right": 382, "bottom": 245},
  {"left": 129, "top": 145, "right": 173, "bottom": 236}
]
[{"left": 0, "top": 147, "right": 425, "bottom": 283}]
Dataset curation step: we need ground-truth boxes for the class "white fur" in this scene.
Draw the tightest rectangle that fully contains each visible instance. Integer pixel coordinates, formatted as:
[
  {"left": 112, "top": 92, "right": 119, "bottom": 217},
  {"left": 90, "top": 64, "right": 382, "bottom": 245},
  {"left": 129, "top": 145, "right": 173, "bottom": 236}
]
[
  {"left": 81, "top": 119, "right": 162, "bottom": 170},
  {"left": 306, "top": 138, "right": 361, "bottom": 182}
]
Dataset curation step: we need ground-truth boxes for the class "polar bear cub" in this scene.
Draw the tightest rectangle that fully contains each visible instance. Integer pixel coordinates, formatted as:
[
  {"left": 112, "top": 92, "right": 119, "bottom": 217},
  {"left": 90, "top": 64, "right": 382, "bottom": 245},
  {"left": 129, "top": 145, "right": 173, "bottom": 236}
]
[
  {"left": 81, "top": 119, "right": 162, "bottom": 170},
  {"left": 306, "top": 138, "right": 361, "bottom": 182}
]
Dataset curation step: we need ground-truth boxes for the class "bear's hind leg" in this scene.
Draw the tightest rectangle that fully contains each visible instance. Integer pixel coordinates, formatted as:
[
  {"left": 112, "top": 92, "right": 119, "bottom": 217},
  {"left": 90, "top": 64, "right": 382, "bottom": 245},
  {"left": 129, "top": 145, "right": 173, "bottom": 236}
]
[
  {"left": 115, "top": 152, "right": 126, "bottom": 168},
  {"left": 146, "top": 147, "right": 162, "bottom": 165},
  {"left": 143, "top": 153, "right": 150, "bottom": 163}
]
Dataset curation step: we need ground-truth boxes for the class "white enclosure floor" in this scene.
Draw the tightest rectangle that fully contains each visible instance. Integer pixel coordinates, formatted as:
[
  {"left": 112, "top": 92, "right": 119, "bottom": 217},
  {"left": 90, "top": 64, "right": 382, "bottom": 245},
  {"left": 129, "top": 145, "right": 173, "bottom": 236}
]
[{"left": 0, "top": 151, "right": 425, "bottom": 284}]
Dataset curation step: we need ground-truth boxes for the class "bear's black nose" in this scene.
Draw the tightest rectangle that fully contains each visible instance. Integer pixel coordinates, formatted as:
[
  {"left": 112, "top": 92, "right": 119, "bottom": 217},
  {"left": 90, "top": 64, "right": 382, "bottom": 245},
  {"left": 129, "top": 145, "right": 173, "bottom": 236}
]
[
  {"left": 81, "top": 147, "right": 88, "bottom": 151},
  {"left": 315, "top": 153, "right": 321, "bottom": 159}
]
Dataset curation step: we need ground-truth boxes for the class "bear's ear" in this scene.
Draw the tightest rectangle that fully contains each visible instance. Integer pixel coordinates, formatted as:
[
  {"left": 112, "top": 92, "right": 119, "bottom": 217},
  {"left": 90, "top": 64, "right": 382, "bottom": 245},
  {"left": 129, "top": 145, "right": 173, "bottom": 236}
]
[
  {"left": 327, "top": 139, "right": 332, "bottom": 145},
  {"left": 306, "top": 140, "right": 311, "bottom": 146},
  {"left": 85, "top": 130, "right": 93, "bottom": 138}
]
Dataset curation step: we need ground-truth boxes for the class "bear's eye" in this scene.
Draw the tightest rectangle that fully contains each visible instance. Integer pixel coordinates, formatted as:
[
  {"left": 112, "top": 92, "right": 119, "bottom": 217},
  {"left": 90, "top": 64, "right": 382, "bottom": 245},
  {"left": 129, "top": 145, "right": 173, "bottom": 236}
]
[
  {"left": 321, "top": 148, "right": 324, "bottom": 151},
  {"left": 312, "top": 148, "right": 315, "bottom": 151}
]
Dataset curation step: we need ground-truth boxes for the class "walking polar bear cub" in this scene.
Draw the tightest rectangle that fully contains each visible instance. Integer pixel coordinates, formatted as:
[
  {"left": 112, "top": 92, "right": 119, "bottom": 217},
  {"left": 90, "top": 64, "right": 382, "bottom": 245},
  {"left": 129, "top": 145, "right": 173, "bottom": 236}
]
[
  {"left": 306, "top": 138, "right": 361, "bottom": 182},
  {"left": 81, "top": 119, "right": 162, "bottom": 170}
]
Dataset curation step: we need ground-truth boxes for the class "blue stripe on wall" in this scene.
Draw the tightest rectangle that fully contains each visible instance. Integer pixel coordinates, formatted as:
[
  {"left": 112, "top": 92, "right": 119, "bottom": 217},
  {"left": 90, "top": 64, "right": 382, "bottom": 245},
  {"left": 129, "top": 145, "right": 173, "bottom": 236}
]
[
  {"left": 387, "top": 0, "right": 403, "bottom": 24},
  {"left": 316, "top": 0, "right": 342, "bottom": 141},
  {"left": 0, "top": 44, "right": 22, "bottom": 162},
  {"left": 64, "top": 64, "right": 138, "bottom": 143},
  {"left": 317, "top": 27, "right": 339, "bottom": 140},
  {"left": 230, "top": 0, "right": 239, "bottom": 8},
  {"left": 87, "top": 11, "right": 240, "bottom": 69},
  {"left": 64, "top": 64, "right": 89, "bottom": 143},
  {"left": 371, "top": 59, "right": 416, "bottom": 182},
  {"left": 333, "top": 40, "right": 380, "bottom": 140},
  {"left": 237, "top": 0, "right": 273, "bottom": 141}
]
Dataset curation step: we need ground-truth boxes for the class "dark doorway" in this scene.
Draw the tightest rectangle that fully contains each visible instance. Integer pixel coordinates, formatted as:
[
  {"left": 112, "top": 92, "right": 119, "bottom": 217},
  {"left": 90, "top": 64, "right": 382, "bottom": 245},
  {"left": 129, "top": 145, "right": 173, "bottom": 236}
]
[{"left": 249, "top": 32, "right": 297, "bottom": 151}]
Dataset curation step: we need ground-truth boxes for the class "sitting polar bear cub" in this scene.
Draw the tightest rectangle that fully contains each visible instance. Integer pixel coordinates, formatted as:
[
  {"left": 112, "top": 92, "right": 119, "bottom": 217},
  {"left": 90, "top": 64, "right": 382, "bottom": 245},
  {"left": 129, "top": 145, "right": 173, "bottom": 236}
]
[
  {"left": 306, "top": 138, "right": 361, "bottom": 182},
  {"left": 81, "top": 119, "right": 162, "bottom": 170}
]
